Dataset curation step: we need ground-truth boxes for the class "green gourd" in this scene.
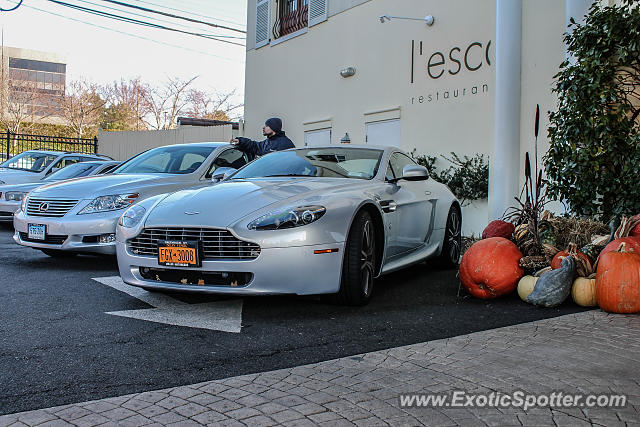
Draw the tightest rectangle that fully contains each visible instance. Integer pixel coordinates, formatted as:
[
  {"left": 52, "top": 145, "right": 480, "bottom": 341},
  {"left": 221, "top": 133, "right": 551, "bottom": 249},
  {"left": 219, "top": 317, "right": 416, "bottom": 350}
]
[{"left": 525, "top": 256, "right": 576, "bottom": 307}]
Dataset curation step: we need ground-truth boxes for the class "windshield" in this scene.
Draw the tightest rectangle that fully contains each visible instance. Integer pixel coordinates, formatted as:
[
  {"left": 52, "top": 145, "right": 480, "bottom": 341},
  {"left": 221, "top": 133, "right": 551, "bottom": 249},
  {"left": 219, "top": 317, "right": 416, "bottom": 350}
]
[
  {"left": 231, "top": 148, "right": 384, "bottom": 180},
  {"left": 0, "top": 151, "right": 57, "bottom": 173},
  {"left": 113, "top": 145, "right": 214, "bottom": 175},
  {"left": 43, "top": 162, "right": 100, "bottom": 181}
]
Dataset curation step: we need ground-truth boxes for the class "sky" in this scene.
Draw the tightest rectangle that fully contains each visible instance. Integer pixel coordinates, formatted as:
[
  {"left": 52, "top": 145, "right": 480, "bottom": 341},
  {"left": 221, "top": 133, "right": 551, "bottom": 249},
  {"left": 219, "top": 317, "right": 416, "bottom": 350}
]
[{"left": 0, "top": 0, "right": 247, "bottom": 109}]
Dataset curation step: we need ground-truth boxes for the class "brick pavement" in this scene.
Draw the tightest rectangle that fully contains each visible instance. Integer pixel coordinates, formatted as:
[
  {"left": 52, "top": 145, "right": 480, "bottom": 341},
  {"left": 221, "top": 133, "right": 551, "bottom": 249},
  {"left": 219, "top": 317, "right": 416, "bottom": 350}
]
[{"left": 2, "top": 310, "right": 639, "bottom": 426}]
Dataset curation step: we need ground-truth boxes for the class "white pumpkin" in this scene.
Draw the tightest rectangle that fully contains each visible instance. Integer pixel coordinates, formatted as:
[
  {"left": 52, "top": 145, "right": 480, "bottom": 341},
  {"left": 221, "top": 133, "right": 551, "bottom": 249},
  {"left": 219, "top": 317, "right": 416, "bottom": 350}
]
[
  {"left": 572, "top": 277, "right": 597, "bottom": 307},
  {"left": 517, "top": 276, "right": 539, "bottom": 301}
]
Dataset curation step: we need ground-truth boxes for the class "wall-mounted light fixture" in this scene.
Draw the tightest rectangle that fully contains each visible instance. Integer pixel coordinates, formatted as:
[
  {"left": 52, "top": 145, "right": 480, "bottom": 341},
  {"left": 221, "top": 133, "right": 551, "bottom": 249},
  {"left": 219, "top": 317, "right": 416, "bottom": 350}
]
[
  {"left": 340, "top": 67, "right": 356, "bottom": 78},
  {"left": 378, "top": 14, "right": 434, "bottom": 26},
  {"left": 340, "top": 133, "right": 351, "bottom": 144}
]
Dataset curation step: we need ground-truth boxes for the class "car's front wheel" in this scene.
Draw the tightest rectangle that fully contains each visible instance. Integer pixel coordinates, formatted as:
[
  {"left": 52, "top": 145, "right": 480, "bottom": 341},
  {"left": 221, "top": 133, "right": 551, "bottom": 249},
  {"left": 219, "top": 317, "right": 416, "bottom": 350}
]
[
  {"left": 335, "top": 210, "right": 376, "bottom": 306},
  {"left": 436, "top": 205, "right": 462, "bottom": 268},
  {"left": 40, "top": 249, "right": 77, "bottom": 258}
]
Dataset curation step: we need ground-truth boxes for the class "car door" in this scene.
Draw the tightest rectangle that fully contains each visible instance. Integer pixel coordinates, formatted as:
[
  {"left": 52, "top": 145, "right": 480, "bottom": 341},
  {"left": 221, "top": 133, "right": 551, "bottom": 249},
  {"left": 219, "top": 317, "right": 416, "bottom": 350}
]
[{"left": 383, "top": 152, "right": 433, "bottom": 259}]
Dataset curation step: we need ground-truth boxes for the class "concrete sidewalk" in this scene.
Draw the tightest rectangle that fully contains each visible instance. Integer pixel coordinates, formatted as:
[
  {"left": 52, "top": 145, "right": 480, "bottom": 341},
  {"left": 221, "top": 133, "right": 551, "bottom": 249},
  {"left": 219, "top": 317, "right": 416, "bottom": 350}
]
[{"left": 2, "top": 311, "right": 639, "bottom": 426}]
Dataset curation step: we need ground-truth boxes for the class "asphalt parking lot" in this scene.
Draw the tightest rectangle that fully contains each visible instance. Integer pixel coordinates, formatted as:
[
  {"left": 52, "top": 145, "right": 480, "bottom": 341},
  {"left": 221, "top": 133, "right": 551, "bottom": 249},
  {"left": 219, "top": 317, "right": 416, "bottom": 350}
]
[{"left": 0, "top": 222, "right": 590, "bottom": 416}]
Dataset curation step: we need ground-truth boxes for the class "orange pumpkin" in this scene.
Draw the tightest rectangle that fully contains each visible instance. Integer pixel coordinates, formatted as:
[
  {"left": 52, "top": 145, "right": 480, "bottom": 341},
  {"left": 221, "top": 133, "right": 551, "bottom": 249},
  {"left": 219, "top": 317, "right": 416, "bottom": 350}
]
[
  {"left": 595, "top": 242, "right": 640, "bottom": 313},
  {"left": 459, "top": 237, "right": 524, "bottom": 299},
  {"left": 482, "top": 220, "right": 515, "bottom": 240},
  {"left": 597, "top": 237, "right": 640, "bottom": 265}
]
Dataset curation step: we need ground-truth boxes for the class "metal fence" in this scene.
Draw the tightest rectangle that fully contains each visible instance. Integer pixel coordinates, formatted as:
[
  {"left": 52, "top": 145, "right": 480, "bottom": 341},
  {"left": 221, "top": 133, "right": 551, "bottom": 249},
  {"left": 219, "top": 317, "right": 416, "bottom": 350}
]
[{"left": 2, "top": 131, "right": 98, "bottom": 162}]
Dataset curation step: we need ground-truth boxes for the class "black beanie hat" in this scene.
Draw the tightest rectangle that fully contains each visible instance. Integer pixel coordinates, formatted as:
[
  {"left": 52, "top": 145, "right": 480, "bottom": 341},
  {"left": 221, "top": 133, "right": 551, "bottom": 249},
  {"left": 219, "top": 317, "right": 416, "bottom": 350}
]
[{"left": 265, "top": 117, "right": 282, "bottom": 133}]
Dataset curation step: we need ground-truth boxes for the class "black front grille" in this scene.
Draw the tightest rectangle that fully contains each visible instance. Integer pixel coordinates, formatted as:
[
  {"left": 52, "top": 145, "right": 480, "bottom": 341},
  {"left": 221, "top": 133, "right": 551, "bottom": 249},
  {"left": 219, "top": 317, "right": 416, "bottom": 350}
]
[
  {"left": 19, "top": 232, "right": 67, "bottom": 245},
  {"left": 0, "top": 212, "right": 13, "bottom": 218},
  {"left": 128, "top": 227, "right": 261, "bottom": 260}
]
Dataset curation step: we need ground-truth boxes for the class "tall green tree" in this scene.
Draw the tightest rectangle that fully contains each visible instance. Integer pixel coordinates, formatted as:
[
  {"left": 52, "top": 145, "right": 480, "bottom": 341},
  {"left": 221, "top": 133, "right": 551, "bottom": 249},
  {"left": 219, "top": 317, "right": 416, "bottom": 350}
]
[{"left": 545, "top": 0, "right": 640, "bottom": 220}]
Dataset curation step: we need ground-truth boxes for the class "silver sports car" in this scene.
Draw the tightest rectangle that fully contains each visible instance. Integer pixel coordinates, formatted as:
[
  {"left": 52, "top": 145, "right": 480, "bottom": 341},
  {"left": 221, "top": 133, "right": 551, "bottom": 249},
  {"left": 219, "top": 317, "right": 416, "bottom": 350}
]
[
  {"left": 13, "top": 142, "right": 249, "bottom": 257},
  {"left": 116, "top": 145, "right": 461, "bottom": 305}
]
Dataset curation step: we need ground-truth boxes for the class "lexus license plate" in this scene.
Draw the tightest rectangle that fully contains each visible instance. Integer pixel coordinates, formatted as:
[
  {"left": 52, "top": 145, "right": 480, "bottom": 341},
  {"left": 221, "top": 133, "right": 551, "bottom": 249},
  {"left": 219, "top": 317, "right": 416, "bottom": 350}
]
[
  {"left": 157, "top": 240, "right": 201, "bottom": 267},
  {"left": 28, "top": 223, "right": 46, "bottom": 240}
]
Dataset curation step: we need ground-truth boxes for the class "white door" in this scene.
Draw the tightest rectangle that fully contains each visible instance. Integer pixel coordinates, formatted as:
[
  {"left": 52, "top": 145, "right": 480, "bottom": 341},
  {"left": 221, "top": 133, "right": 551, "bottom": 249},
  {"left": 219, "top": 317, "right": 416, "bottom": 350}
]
[
  {"left": 365, "top": 119, "right": 401, "bottom": 147},
  {"left": 304, "top": 129, "right": 331, "bottom": 147}
]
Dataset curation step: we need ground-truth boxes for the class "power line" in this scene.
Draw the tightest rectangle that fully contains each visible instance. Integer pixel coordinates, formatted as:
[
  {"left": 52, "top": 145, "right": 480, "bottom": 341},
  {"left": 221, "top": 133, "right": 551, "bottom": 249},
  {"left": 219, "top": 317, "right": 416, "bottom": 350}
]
[
  {"left": 46, "top": 0, "right": 245, "bottom": 46},
  {"left": 99, "top": 0, "right": 246, "bottom": 34},
  {"left": 73, "top": 0, "right": 245, "bottom": 39},
  {"left": 20, "top": 1, "right": 246, "bottom": 62},
  {"left": 0, "top": 0, "right": 22, "bottom": 11},
  {"left": 128, "top": 0, "right": 245, "bottom": 28}
]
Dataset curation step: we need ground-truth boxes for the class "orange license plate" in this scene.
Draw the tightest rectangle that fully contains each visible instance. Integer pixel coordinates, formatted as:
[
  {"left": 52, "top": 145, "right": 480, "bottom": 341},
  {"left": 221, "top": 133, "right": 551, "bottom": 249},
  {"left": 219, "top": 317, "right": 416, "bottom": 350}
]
[{"left": 157, "top": 240, "right": 201, "bottom": 267}]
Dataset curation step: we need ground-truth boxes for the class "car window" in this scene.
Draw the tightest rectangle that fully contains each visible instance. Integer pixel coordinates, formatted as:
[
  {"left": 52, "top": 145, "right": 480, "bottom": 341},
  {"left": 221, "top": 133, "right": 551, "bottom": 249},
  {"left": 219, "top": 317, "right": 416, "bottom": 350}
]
[
  {"left": 50, "top": 156, "right": 82, "bottom": 172},
  {"left": 114, "top": 145, "right": 215, "bottom": 174},
  {"left": 205, "top": 149, "right": 248, "bottom": 178},
  {"left": 179, "top": 152, "right": 207, "bottom": 173},
  {"left": 0, "top": 151, "right": 57, "bottom": 173},
  {"left": 386, "top": 152, "right": 417, "bottom": 181},
  {"left": 43, "top": 162, "right": 99, "bottom": 181},
  {"left": 231, "top": 148, "right": 384, "bottom": 180}
]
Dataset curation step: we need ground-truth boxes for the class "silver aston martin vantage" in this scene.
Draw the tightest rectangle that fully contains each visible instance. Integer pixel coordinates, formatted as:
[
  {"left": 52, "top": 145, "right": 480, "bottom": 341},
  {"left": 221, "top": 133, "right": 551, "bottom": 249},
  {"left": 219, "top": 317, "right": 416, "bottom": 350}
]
[{"left": 116, "top": 145, "right": 462, "bottom": 305}]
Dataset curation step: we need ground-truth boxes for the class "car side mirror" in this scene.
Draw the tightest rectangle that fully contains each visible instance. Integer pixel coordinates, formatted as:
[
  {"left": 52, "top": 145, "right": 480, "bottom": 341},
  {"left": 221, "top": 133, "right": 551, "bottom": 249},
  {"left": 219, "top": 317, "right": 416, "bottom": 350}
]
[
  {"left": 400, "top": 165, "right": 429, "bottom": 181},
  {"left": 211, "top": 167, "right": 237, "bottom": 183}
]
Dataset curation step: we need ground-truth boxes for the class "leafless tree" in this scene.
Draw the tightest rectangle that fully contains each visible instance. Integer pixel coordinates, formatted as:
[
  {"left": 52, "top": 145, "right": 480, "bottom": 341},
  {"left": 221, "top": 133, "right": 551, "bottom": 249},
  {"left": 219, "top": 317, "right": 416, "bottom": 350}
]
[
  {"left": 59, "top": 79, "right": 105, "bottom": 138},
  {"left": 185, "top": 88, "right": 243, "bottom": 122},
  {"left": 143, "top": 76, "right": 198, "bottom": 130},
  {"left": 102, "top": 77, "right": 150, "bottom": 130}
]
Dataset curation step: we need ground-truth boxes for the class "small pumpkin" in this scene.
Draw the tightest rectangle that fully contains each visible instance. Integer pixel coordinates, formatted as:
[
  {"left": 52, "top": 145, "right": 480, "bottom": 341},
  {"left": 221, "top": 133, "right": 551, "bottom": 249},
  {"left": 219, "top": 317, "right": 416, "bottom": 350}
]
[
  {"left": 580, "top": 243, "right": 604, "bottom": 264},
  {"left": 517, "top": 275, "right": 538, "bottom": 301},
  {"left": 482, "top": 220, "right": 515, "bottom": 240},
  {"left": 459, "top": 237, "right": 524, "bottom": 299},
  {"left": 595, "top": 242, "right": 640, "bottom": 313},
  {"left": 551, "top": 243, "right": 593, "bottom": 277},
  {"left": 572, "top": 276, "right": 597, "bottom": 307},
  {"left": 526, "top": 256, "right": 576, "bottom": 307}
]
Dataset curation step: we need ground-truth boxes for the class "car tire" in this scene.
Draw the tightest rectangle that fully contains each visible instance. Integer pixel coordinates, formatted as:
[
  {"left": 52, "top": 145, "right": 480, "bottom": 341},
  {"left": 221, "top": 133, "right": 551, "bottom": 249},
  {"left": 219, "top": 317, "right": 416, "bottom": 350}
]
[
  {"left": 40, "top": 249, "right": 78, "bottom": 258},
  {"left": 436, "top": 205, "right": 462, "bottom": 268},
  {"left": 334, "top": 210, "right": 376, "bottom": 306}
]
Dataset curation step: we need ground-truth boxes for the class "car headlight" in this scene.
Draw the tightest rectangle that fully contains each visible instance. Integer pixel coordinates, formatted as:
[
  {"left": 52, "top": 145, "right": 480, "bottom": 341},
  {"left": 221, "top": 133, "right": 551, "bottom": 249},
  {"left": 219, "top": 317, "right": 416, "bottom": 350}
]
[
  {"left": 248, "top": 205, "right": 326, "bottom": 230},
  {"left": 5, "top": 191, "right": 26, "bottom": 202},
  {"left": 118, "top": 204, "right": 146, "bottom": 228},
  {"left": 78, "top": 193, "right": 139, "bottom": 214}
]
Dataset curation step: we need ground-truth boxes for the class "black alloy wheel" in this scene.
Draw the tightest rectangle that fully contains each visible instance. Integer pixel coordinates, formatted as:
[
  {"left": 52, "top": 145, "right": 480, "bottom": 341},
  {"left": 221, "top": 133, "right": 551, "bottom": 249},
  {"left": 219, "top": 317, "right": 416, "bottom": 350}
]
[
  {"left": 437, "top": 205, "right": 462, "bottom": 268},
  {"left": 335, "top": 210, "right": 376, "bottom": 306}
]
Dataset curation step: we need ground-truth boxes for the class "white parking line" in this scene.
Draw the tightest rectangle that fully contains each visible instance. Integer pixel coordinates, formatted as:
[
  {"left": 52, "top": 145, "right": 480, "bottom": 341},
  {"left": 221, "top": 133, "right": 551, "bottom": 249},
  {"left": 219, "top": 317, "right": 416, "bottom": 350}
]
[{"left": 92, "top": 276, "right": 243, "bottom": 333}]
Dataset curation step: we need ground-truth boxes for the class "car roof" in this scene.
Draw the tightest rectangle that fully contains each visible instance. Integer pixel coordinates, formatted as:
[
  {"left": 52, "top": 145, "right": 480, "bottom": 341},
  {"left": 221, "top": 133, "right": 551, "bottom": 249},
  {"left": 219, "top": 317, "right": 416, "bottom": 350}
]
[{"left": 158, "top": 142, "right": 230, "bottom": 149}]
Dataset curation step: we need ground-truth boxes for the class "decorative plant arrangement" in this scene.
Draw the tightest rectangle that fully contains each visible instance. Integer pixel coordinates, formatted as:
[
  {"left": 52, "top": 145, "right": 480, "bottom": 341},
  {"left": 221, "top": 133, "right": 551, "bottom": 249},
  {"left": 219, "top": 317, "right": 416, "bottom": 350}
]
[{"left": 459, "top": 103, "right": 640, "bottom": 314}]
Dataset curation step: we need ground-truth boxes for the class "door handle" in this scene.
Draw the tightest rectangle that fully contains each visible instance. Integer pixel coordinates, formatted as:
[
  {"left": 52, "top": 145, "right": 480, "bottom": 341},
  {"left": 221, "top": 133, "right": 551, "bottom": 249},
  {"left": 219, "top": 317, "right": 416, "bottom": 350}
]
[{"left": 425, "top": 191, "right": 432, "bottom": 196}]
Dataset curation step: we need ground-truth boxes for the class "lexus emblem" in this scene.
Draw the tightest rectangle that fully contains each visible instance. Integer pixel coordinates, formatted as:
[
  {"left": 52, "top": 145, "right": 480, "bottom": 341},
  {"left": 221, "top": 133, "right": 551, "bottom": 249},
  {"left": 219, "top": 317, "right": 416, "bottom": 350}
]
[{"left": 39, "top": 202, "right": 49, "bottom": 212}]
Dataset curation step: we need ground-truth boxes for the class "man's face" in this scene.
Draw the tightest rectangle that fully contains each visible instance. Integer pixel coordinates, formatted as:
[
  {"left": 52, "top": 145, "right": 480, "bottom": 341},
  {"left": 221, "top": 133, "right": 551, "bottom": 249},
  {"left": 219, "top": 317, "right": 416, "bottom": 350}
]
[{"left": 262, "top": 125, "right": 275, "bottom": 137}]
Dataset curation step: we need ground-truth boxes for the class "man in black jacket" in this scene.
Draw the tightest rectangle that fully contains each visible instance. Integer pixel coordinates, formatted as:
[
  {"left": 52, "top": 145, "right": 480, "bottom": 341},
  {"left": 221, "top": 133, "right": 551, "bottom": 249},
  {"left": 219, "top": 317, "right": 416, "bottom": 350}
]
[{"left": 231, "top": 117, "right": 295, "bottom": 158}]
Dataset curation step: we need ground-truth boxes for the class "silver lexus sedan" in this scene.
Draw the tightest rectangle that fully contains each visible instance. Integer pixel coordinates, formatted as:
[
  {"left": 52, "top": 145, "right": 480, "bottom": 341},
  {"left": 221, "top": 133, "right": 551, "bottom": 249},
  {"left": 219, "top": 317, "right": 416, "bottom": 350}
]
[
  {"left": 13, "top": 142, "right": 249, "bottom": 257},
  {"left": 116, "top": 145, "right": 461, "bottom": 305},
  {"left": 0, "top": 160, "right": 120, "bottom": 221}
]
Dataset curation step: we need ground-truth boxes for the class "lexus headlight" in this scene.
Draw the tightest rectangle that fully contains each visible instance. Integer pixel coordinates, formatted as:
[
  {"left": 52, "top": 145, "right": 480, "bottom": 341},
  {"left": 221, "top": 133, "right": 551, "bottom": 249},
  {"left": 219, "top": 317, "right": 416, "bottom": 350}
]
[
  {"left": 5, "top": 191, "right": 26, "bottom": 202},
  {"left": 248, "top": 205, "right": 326, "bottom": 230},
  {"left": 118, "top": 204, "right": 146, "bottom": 228},
  {"left": 20, "top": 192, "right": 30, "bottom": 212},
  {"left": 78, "top": 193, "right": 139, "bottom": 214}
]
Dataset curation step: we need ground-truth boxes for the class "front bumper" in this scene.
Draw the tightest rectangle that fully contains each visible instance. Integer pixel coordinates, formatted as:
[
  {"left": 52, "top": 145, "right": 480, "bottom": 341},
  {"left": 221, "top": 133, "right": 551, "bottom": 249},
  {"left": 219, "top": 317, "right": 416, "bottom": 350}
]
[
  {"left": 117, "top": 240, "right": 345, "bottom": 295},
  {"left": 13, "top": 210, "right": 120, "bottom": 254},
  {"left": 0, "top": 200, "right": 19, "bottom": 221}
]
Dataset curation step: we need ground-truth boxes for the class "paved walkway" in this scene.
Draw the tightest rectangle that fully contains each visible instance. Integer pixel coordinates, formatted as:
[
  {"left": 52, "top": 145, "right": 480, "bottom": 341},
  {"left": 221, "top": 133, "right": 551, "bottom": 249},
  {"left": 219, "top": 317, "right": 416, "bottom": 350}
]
[{"left": 2, "top": 311, "right": 639, "bottom": 426}]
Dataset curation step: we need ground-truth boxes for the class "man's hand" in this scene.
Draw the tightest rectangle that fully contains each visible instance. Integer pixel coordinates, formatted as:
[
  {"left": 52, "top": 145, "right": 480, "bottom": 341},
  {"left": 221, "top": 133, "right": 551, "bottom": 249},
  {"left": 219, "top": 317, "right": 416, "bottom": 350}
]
[{"left": 230, "top": 138, "right": 239, "bottom": 145}]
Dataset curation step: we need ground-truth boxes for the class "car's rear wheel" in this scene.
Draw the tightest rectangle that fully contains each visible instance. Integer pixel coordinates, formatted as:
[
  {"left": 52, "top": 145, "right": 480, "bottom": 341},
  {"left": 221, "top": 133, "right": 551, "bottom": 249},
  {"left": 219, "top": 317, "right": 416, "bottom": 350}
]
[
  {"left": 334, "top": 210, "right": 376, "bottom": 306},
  {"left": 40, "top": 249, "right": 77, "bottom": 258},
  {"left": 437, "top": 205, "right": 462, "bottom": 268}
]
